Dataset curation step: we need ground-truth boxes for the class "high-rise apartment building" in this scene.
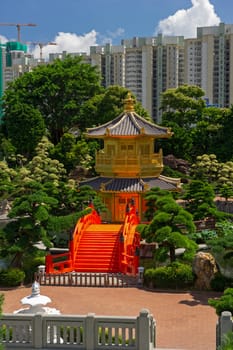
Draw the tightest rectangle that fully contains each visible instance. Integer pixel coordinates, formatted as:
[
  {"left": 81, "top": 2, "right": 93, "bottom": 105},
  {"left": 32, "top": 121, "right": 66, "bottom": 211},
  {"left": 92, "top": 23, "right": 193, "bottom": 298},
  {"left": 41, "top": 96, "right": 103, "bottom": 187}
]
[
  {"left": 0, "top": 41, "right": 38, "bottom": 121},
  {"left": 0, "top": 43, "right": 6, "bottom": 120},
  {"left": 4, "top": 42, "right": 37, "bottom": 86},
  {"left": 184, "top": 22, "right": 233, "bottom": 108},
  {"left": 86, "top": 35, "right": 184, "bottom": 122},
  {"left": 151, "top": 35, "right": 184, "bottom": 121},
  {"left": 2, "top": 23, "right": 233, "bottom": 123}
]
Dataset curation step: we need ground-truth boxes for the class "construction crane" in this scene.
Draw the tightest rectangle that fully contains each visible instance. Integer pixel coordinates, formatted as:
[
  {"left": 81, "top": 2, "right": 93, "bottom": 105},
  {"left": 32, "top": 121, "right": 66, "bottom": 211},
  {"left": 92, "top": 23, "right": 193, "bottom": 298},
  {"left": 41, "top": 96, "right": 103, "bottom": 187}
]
[
  {"left": 0, "top": 23, "right": 37, "bottom": 42},
  {"left": 30, "top": 42, "right": 57, "bottom": 61}
]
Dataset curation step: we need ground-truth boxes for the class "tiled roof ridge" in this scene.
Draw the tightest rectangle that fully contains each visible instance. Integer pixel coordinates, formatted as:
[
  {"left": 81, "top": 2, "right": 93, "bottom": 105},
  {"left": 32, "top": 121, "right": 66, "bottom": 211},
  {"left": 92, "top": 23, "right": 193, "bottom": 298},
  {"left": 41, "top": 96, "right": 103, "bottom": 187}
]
[
  {"left": 130, "top": 112, "right": 144, "bottom": 133},
  {"left": 108, "top": 113, "right": 130, "bottom": 133},
  {"left": 130, "top": 111, "right": 171, "bottom": 133},
  {"left": 86, "top": 112, "right": 125, "bottom": 133}
]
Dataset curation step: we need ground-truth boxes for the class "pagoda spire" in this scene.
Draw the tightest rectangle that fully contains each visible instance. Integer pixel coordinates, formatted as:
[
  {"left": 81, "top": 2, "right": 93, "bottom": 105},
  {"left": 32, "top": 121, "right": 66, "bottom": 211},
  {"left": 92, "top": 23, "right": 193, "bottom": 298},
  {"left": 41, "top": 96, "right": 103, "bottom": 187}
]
[{"left": 123, "top": 92, "right": 135, "bottom": 112}]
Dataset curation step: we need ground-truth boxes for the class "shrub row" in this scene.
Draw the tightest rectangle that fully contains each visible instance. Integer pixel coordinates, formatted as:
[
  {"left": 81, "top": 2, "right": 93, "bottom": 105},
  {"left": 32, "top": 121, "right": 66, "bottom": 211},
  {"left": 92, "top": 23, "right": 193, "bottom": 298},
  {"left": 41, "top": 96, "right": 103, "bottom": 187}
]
[
  {"left": 144, "top": 262, "right": 195, "bottom": 289},
  {"left": 0, "top": 268, "right": 25, "bottom": 287}
]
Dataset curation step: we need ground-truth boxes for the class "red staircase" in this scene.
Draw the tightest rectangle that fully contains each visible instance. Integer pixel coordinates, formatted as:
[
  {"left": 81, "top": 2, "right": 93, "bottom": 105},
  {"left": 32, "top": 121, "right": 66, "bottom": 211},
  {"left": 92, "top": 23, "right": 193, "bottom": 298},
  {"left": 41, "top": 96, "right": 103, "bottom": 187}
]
[
  {"left": 45, "top": 202, "right": 141, "bottom": 275},
  {"left": 73, "top": 224, "right": 122, "bottom": 273}
]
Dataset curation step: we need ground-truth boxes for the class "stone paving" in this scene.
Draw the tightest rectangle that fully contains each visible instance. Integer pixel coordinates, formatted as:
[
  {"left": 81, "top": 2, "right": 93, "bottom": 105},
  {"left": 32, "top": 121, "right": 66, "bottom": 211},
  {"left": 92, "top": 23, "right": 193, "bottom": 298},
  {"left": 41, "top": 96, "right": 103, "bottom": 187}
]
[{"left": 1, "top": 285, "right": 220, "bottom": 350}]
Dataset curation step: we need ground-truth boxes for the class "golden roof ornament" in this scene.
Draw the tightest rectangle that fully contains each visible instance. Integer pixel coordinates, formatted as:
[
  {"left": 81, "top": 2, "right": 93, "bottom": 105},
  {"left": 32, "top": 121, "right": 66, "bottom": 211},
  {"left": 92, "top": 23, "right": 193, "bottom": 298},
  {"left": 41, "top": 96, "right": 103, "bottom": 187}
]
[{"left": 124, "top": 92, "right": 135, "bottom": 112}]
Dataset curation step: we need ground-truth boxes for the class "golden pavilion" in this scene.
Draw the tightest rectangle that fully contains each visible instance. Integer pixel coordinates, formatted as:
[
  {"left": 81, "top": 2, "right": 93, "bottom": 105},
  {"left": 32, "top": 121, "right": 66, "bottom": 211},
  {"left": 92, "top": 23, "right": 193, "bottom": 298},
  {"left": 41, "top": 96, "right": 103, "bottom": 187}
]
[{"left": 81, "top": 93, "right": 181, "bottom": 222}]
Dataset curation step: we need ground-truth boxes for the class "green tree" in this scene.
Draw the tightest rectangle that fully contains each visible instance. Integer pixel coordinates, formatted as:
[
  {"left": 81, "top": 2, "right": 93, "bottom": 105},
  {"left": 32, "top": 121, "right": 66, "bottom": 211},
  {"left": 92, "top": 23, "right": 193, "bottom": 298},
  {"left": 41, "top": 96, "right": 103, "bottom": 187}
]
[
  {"left": 0, "top": 161, "right": 17, "bottom": 202},
  {"left": 0, "top": 136, "right": 16, "bottom": 162},
  {"left": 144, "top": 187, "right": 170, "bottom": 221},
  {"left": 26, "top": 136, "right": 67, "bottom": 184},
  {"left": 159, "top": 85, "right": 233, "bottom": 162},
  {"left": 3, "top": 103, "right": 45, "bottom": 158},
  {"left": 160, "top": 85, "right": 205, "bottom": 128},
  {"left": 218, "top": 106, "right": 233, "bottom": 161},
  {"left": 0, "top": 185, "right": 58, "bottom": 268},
  {"left": 209, "top": 288, "right": 233, "bottom": 316},
  {"left": 50, "top": 133, "right": 94, "bottom": 173},
  {"left": 3, "top": 56, "right": 102, "bottom": 144},
  {"left": 190, "top": 154, "right": 221, "bottom": 184},
  {"left": 160, "top": 85, "right": 205, "bottom": 160},
  {"left": 220, "top": 184, "right": 233, "bottom": 202},
  {"left": 79, "top": 85, "right": 151, "bottom": 130},
  {"left": 191, "top": 107, "right": 225, "bottom": 157},
  {"left": 190, "top": 155, "right": 233, "bottom": 202},
  {"left": 207, "top": 221, "right": 233, "bottom": 279},
  {"left": 182, "top": 180, "right": 220, "bottom": 220},
  {"left": 145, "top": 188, "right": 197, "bottom": 263},
  {"left": 0, "top": 180, "right": 98, "bottom": 267}
]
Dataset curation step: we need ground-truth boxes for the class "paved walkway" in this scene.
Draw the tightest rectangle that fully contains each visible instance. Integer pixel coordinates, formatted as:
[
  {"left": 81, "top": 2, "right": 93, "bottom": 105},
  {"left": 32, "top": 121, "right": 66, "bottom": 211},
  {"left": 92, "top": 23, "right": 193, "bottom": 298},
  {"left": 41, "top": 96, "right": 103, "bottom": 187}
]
[{"left": 1, "top": 286, "right": 220, "bottom": 350}]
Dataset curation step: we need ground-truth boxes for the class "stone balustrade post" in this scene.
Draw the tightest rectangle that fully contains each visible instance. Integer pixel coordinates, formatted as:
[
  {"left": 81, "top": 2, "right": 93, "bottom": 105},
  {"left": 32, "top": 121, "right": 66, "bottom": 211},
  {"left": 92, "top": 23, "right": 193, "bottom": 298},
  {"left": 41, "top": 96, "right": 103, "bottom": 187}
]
[
  {"left": 33, "top": 313, "right": 43, "bottom": 348},
  {"left": 137, "top": 308, "right": 155, "bottom": 350},
  {"left": 85, "top": 313, "right": 95, "bottom": 350},
  {"left": 217, "top": 311, "right": 233, "bottom": 348}
]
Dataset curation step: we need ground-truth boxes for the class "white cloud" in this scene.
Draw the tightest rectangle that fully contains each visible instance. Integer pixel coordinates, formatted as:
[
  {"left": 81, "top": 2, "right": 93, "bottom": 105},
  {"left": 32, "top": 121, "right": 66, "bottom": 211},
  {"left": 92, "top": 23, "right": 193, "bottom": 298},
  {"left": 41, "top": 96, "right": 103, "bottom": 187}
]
[
  {"left": 0, "top": 35, "right": 8, "bottom": 44},
  {"left": 155, "top": 0, "right": 221, "bottom": 38},
  {"left": 31, "top": 27, "right": 125, "bottom": 59},
  {"left": 31, "top": 30, "right": 98, "bottom": 59},
  {"left": 106, "top": 27, "right": 125, "bottom": 39},
  {"left": 98, "top": 27, "right": 125, "bottom": 45}
]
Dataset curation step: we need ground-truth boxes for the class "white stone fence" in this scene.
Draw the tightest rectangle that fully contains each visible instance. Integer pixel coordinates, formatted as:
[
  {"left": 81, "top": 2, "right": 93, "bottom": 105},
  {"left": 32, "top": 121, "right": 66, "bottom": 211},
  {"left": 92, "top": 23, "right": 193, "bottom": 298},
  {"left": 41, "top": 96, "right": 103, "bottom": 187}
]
[
  {"left": 0, "top": 309, "right": 156, "bottom": 350},
  {"left": 216, "top": 311, "right": 233, "bottom": 348}
]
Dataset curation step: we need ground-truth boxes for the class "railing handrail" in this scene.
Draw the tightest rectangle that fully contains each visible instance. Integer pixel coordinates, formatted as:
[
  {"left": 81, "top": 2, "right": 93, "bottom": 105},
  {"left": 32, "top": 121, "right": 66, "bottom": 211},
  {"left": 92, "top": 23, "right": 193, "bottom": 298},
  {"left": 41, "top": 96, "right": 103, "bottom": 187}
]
[
  {"left": 71, "top": 206, "right": 101, "bottom": 261},
  {"left": 0, "top": 309, "right": 156, "bottom": 350},
  {"left": 120, "top": 203, "right": 140, "bottom": 274},
  {"left": 46, "top": 205, "right": 101, "bottom": 274}
]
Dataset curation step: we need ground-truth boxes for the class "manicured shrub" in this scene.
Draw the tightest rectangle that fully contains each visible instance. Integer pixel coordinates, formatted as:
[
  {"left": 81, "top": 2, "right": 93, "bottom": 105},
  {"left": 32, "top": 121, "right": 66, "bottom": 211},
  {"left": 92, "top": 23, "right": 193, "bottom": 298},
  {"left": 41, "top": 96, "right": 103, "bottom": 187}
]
[
  {"left": 23, "top": 255, "right": 46, "bottom": 284},
  {"left": 188, "top": 229, "right": 217, "bottom": 244},
  {"left": 144, "top": 262, "right": 194, "bottom": 289},
  {"left": 144, "top": 268, "right": 156, "bottom": 288},
  {"left": 208, "top": 288, "right": 233, "bottom": 316},
  {"left": 136, "top": 224, "right": 148, "bottom": 239},
  {"left": 0, "top": 268, "right": 25, "bottom": 287}
]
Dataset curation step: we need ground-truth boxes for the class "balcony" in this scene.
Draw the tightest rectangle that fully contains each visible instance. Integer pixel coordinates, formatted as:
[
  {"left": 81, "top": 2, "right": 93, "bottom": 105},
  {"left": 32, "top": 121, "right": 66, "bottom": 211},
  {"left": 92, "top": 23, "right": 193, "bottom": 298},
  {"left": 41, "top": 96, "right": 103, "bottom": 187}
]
[{"left": 95, "top": 150, "right": 163, "bottom": 177}]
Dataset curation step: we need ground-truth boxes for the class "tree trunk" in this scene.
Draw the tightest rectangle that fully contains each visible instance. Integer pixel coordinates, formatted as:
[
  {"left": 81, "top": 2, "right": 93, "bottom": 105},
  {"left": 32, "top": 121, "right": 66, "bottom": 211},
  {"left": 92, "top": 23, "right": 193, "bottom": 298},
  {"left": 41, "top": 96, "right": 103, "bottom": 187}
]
[{"left": 169, "top": 246, "right": 176, "bottom": 263}]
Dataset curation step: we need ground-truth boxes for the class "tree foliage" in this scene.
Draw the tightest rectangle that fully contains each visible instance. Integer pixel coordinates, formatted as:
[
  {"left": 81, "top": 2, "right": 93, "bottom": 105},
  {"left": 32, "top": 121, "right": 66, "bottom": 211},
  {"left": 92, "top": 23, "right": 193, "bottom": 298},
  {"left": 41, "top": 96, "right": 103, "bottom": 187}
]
[
  {"left": 3, "top": 56, "right": 103, "bottom": 145},
  {"left": 0, "top": 178, "right": 103, "bottom": 268},
  {"left": 0, "top": 187, "right": 58, "bottom": 267},
  {"left": 144, "top": 188, "right": 197, "bottom": 263},
  {"left": 3, "top": 103, "right": 45, "bottom": 157},
  {"left": 209, "top": 288, "right": 233, "bottom": 316},
  {"left": 79, "top": 85, "right": 151, "bottom": 130},
  {"left": 50, "top": 133, "right": 95, "bottom": 173},
  {"left": 160, "top": 85, "right": 233, "bottom": 162},
  {"left": 182, "top": 180, "right": 223, "bottom": 220},
  {"left": 190, "top": 154, "right": 233, "bottom": 198},
  {"left": 161, "top": 84, "right": 205, "bottom": 127}
]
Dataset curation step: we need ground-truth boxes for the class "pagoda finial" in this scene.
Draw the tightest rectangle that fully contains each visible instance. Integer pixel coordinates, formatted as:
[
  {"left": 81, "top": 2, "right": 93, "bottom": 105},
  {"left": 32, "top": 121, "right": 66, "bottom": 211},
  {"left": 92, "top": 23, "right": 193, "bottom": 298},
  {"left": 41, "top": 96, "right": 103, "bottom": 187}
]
[{"left": 124, "top": 92, "right": 135, "bottom": 112}]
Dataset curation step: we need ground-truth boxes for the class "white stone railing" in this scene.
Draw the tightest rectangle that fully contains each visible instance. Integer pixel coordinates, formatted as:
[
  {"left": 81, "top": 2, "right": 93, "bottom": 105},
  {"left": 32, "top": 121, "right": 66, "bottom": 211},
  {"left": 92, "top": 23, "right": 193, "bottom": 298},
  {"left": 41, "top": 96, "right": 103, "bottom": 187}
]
[
  {"left": 0, "top": 309, "right": 156, "bottom": 350},
  {"left": 216, "top": 311, "right": 233, "bottom": 348}
]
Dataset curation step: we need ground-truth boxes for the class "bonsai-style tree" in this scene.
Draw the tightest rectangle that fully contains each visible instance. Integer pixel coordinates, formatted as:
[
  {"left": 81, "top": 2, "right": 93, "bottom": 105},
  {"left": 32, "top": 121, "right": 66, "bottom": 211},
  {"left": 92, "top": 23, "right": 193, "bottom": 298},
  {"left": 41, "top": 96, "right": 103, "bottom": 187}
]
[
  {"left": 182, "top": 179, "right": 222, "bottom": 220},
  {"left": 144, "top": 188, "right": 197, "bottom": 263},
  {"left": 0, "top": 184, "right": 58, "bottom": 268},
  {"left": 209, "top": 288, "right": 233, "bottom": 316}
]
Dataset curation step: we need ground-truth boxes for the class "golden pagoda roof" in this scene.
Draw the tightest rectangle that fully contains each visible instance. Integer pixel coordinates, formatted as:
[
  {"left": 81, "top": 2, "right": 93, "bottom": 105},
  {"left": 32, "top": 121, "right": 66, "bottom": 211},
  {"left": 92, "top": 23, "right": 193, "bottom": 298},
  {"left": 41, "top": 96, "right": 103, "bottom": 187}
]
[
  {"left": 86, "top": 94, "right": 172, "bottom": 138},
  {"left": 80, "top": 175, "right": 181, "bottom": 192}
]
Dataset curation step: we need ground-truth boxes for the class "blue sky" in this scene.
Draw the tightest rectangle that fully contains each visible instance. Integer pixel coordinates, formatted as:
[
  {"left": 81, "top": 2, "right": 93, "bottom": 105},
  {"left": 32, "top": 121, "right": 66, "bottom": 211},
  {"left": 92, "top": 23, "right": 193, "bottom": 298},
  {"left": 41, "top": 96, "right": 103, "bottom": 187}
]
[{"left": 1, "top": 0, "right": 233, "bottom": 58}]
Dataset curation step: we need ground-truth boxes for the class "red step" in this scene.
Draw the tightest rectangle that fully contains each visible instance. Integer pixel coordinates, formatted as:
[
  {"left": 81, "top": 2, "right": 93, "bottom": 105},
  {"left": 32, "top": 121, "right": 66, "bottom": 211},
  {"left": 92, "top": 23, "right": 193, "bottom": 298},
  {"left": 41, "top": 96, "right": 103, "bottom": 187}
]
[{"left": 73, "top": 224, "right": 122, "bottom": 273}]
